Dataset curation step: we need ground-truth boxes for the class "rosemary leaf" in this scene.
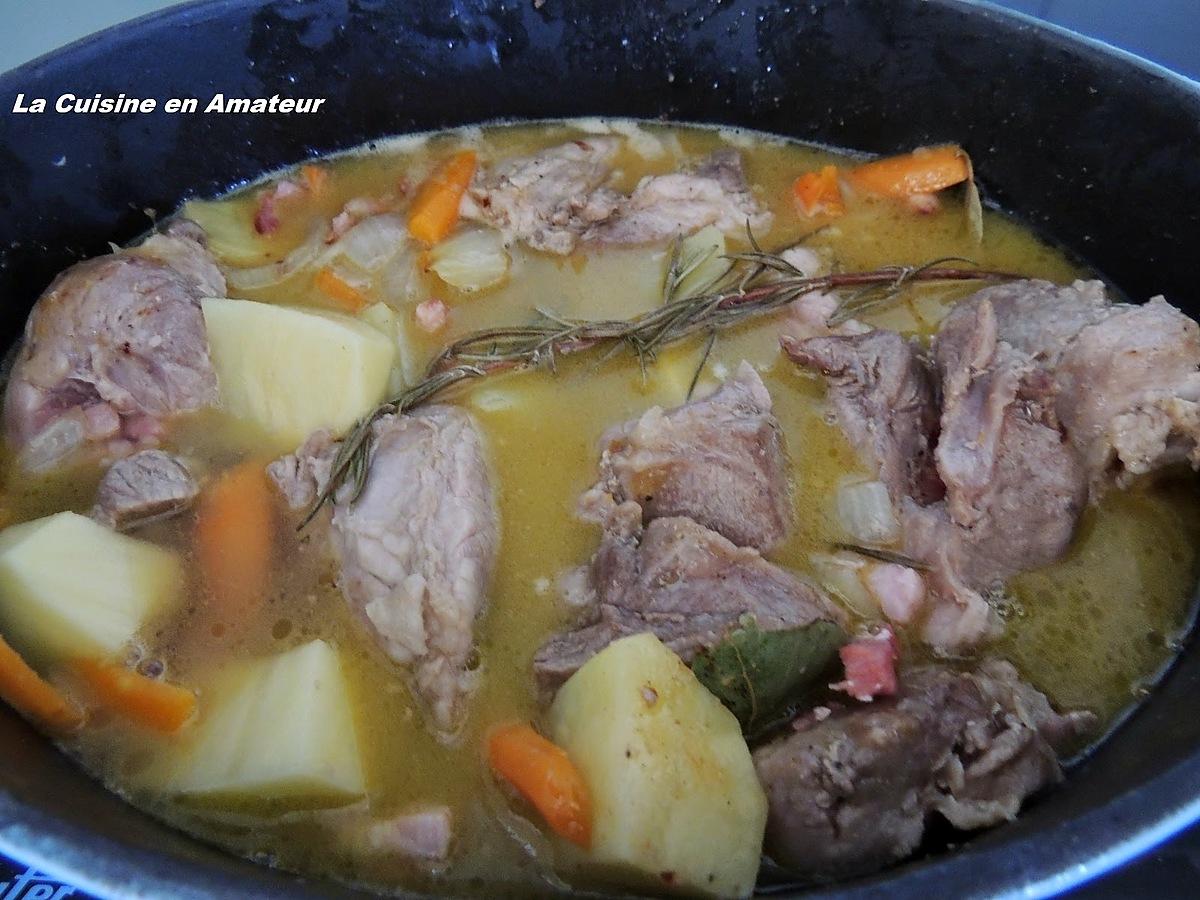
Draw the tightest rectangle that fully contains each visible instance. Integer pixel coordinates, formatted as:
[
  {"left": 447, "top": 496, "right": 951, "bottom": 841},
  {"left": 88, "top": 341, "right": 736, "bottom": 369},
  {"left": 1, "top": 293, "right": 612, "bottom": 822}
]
[{"left": 299, "top": 246, "right": 1020, "bottom": 527}]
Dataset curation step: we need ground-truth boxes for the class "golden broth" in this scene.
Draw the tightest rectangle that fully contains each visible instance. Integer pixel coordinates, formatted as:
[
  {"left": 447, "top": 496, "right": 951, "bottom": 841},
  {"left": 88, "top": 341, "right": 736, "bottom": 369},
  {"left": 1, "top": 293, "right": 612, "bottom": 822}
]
[{"left": 4, "top": 119, "right": 1196, "bottom": 895}]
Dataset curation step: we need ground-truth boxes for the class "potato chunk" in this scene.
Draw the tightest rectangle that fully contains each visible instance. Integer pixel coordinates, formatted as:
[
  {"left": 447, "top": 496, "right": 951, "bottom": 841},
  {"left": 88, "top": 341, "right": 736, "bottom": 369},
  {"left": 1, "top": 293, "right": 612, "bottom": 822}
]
[
  {"left": 201, "top": 297, "right": 396, "bottom": 449},
  {"left": 0, "top": 511, "right": 181, "bottom": 665},
  {"left": 547, "top": 633, "right": 766, "bottom": 899},
  {"left": 170, "top": 640, "right": 365, "bottom": 806}
]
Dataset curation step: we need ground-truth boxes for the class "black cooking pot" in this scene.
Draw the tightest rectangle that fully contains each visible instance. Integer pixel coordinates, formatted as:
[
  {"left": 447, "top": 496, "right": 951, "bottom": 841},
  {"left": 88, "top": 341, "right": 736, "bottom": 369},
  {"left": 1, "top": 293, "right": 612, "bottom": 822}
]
[{"left": 1, "top": 1, "right": 1199, "bottom": 896}]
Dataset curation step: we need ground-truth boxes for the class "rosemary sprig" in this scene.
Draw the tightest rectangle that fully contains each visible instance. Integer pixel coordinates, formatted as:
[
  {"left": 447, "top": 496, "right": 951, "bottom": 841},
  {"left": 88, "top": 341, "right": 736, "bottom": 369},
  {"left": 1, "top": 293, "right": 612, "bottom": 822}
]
[
  {"left": 301, "top": 249, "right": 1019, "bottom": 526},
  {"left": 833, "top": 542, "right": 930, "bottom": 571}
]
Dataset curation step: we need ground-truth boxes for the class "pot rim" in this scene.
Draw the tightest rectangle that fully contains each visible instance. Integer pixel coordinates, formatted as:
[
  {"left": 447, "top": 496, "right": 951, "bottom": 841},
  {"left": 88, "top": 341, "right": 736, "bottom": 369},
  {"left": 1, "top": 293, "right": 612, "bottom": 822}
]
[{"left": 1, "top": 1, "right": 1199, "bottom": 897}]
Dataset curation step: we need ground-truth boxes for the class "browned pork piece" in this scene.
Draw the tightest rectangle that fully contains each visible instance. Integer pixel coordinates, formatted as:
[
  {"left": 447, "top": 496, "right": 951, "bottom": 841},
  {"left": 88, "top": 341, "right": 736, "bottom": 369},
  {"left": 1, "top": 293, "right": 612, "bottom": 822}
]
[
  {"left": 785, "top": 309, "right": 1088, "bottom": 650},
  {"left": 4, "top": 219, "right": 223, "bottom": 471},
  {"left": 92, "top": 449, "right": 200, "bottom": 530},
  {"left": 782, "top": 331, "right": 943, "bottom": 507},
  {"left": 584, "top": 149, "right": 773, "bottom": 244},
  {"left": 460, "top": 138, "right": 622, "bottom": 254},
  {"left": 753, "top": 661, "right": 1093, "bottom": 879},
  {"left": 462, "top": 140, "right": 773, "bottom": 254},
  {"left": 583, "top": 361, "right": 792, "bottom": 551},
  {"left": 533, "top": 500, "right": 844, "bottom": 692},
  {"left": 941, "top": 279, "right": 1200, "bottom": 492},
  {"left": 917, "top": 296, "right": 1089, "bottom": 647},
  {"left": 270, "top": 408, "right": 499, "bottom": 739}
]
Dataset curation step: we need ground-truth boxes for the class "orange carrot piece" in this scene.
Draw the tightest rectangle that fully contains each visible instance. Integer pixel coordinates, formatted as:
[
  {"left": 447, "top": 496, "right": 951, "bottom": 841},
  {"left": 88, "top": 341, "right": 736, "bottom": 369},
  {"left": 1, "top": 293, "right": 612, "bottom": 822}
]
[
  {"left": 314, "top": 266, "right": 368, "bottom": 312},
  {"left": 0, "top": 635, "right": 82, "bottom": 732},
  {"left": 408, "top": 151, "right": 477, "bottom": 245},
  {"left": 73, "top": 658, "right": 196, "bottom": 733},
  {"left": 489, "top": 723, "right": 592, "bottom": 848},
  {"left": 792, "top": 165, "right": 845, "bottom": 217},
  {"left": 847, "top": 145, "right": 971, "bottom": 198},
  {"left": 301, "top": 164, "right": 329, "bottom": 194},
  {"left": 195, "top": 460, "right": 274, "bottom": 621}
]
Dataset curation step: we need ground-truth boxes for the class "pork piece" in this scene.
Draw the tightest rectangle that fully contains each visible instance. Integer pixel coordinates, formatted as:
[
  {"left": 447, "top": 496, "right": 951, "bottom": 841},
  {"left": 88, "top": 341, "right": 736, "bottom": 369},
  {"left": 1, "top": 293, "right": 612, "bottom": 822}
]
[
  {"left": 782, "top": 330, "right": 943, "bottom": 506},
  {"left": 932, "top": 297, "right": 1089, "bottom": 547},
  {"left": 269, "top": 408, "right": 499, "bottom": 737},
  {"left": 830, "top": 628, "right": 898, "bottom": 702},
  {"left": 267, "top": 428, "right": 338, "bottom": 510},
  {"left": 585, "top": 149, "right": 773, "bottom": 245},
  {"left": 1055, "top": 298, "right": 1200, "bottom": 487},
  {"left": 913, "top": 298, "right": 1089, "bottom": 648},
  {"left": 786, "top": 316, "right": 1088, "bottom": 651},
  {"left": 4, "top": 219, "right": 222, "bottom": 471},
  {"left": 460, "top": 138, "right": 621, "bottom": 255},
  {"left": 92, "top": 450, "right": 199, "bottom": 530},
  {"left": 943, "top": 279, "right": 1200, "bottom": 490},
  {"left": 584, "top": 361, "right": 791, "bottom": 551},
  {"left": 533, "top": 501, "right": 844, "bottom": 692},
  {"left": 753, "top": 661, "right": 1093, "bottom": 879},
  {"left": 942, "top": 279, "right": 1111, "bottom": 365}
]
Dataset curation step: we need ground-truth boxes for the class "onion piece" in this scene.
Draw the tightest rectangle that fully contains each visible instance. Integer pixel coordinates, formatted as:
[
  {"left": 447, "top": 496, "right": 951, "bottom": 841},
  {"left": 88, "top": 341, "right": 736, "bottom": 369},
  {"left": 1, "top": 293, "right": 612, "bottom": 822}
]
[
  {"left": 428, "top": 229, "right": 510, "bottom": 293},
  {"left": 331, "top": 213, "right": 407, "bottom": 272},
  {"left": 19, "top": 416, "right": 86, "bottom": 472},
  {"left": 835, "top": 479, "right": 901, "bottom": 545},
  {"left": 809, "top": 551, "right": 877, "bottom": 617},
  {"left": 224, "top": 225, "right": 326, "bottom": 291}
]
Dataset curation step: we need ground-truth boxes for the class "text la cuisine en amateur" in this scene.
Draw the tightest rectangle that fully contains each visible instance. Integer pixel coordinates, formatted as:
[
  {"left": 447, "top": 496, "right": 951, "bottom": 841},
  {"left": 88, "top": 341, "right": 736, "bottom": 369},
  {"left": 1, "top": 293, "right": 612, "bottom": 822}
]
[{"left": 11, "top": 93, "right": 326, "bottom": 114}]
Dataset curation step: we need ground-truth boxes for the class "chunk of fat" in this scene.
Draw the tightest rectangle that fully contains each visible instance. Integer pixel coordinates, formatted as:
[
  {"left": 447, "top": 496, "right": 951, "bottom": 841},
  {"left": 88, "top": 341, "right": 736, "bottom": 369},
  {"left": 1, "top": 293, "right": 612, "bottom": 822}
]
[
  {"left": 0, "top": 511, "right": 181, "bottom": 665},
  {"left": 169, "top": 639, "right": 366, "bottom": 807},
  {"left": 201, "top": 298, "right": 396, "bottom": 450}
]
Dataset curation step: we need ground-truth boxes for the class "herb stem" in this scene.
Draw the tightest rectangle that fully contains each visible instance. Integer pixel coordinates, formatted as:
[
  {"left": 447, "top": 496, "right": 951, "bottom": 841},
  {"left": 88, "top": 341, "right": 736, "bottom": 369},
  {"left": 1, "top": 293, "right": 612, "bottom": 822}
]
[{"left": 302, "top": 253, "right": 1019, "bottom": 525}]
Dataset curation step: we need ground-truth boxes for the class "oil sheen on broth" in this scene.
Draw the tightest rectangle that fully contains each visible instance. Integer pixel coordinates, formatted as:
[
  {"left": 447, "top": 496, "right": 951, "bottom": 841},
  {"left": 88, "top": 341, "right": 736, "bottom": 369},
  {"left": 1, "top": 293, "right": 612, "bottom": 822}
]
[{"left": 4, "top": 120, "right": 1197, "bottom": 895}]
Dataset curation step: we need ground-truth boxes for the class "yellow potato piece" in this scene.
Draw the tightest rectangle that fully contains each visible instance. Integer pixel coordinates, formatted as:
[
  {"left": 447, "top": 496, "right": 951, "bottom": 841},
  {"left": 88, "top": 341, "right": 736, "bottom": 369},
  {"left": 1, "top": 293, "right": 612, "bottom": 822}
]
[
  {"left": 202, "top": 298, "right": 396, "bottom": 450},
  {"left": 170, "top": 640, "right": 365, "bottom": 806},
  {"left": 0, "top": 511, "right": 181, "bottom": 665},
  {"left": 548, "top": 633, "right": 766, "bottom": 899}
]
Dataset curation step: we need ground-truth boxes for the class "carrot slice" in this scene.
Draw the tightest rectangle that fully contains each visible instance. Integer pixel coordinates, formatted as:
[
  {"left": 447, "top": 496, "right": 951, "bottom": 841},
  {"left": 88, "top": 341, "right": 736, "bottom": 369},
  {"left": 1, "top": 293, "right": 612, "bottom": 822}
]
[
  {"left": 488, "top": 723, "right": 592, "bottom": 848},
  {"left": 73, "top": 658, "right": 196, "bottom": 733},
  {"left": 314, "top": 266, "right": 368, "bottom": 312},
  {"left": 0, "top": 635, "right": 82, "bottom": 732},
  {"left": 847, "top": 145, "right": 971, "bottom": 198},
  {"left": 408, "top": 151, "right": 478, "bottom": 245},
  {"left": 301, "top": 164, "right": 329, "bottom": 195},
  {"left": 195, "top": 460, "right": 274, "bottom": 622},
  {"left": 793, "top": 165, "right": 846, "bottom": 217}
]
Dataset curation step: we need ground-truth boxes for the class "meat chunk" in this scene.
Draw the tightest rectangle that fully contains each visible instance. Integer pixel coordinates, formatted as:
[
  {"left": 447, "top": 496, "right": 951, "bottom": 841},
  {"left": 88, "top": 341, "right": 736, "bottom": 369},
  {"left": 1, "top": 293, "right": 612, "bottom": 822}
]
[
  {"left": 585, "top": 149, "right": 773, "bottom": 245},
  {"left": 4, "top": 220, "right": 222, "bottom": 471},
  {"left": 92, "top": 450, "right": 199, "bottom": 530},
  {"left": 787, "top": 314, "right": 1088, "bottom": 652},
  {"left": 270, "top": 408, "right": 499, "bottom": 738},
  {"left": 584, "top": 361, "right": 791, "bottom": 551},
  {"left": 460, "top": 138, "right": 621, "bottom": 255},
  {"left": 533, "top": 502, "right": 844, "bottom": 692},
  {"left": 266, "top": 428, "right": 339, "bottom": 510},
  {"left": 830, "top": 628, "right": 898, "bottom": 702},
  {"left": 753, "top": 661, "right": 1092, "bottom": 879},
  {"left": 947, "top": 278, "right": 1111, "bottom": 365},
  {"left": 912, "top": 298, "right": 1089, "bottom": 648},
  {"left": 1054, "top": 297, "right": 1200, "bottom": 488},
  {"left": 944, "top": 279, "right": 1200, "bottom": 491},
  {"left": 783, "top": 330, "right": 943, "bottom": 506}
]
